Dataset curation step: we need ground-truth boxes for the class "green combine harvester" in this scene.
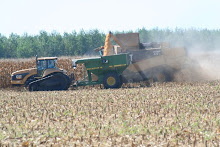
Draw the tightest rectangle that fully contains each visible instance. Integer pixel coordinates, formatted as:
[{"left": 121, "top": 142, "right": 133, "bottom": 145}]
[{"left": 72, "top": 53, "right": 131, "bottom": 89}]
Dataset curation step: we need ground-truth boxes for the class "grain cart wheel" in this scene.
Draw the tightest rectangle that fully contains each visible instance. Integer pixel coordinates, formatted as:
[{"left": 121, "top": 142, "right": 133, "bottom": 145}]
[{"left": 103, "top": 72, "right": 121, "bottom": 89}]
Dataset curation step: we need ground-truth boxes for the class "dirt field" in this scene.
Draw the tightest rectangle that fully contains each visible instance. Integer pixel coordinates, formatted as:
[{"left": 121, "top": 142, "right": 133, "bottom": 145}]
[{"left": 1, "top": 81, "right": 220, "bottom": 146}]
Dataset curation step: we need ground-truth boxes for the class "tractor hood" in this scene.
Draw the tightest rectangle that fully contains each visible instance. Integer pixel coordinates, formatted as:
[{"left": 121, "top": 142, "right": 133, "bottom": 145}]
[{"left": 11, "top": 68, "right": 37, "bottom": 75}]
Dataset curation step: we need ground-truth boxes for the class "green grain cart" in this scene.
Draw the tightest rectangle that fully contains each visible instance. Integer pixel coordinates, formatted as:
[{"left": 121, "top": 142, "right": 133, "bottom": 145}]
[{"left": 72, "top": 53, "right": 132, "bottom": 89}]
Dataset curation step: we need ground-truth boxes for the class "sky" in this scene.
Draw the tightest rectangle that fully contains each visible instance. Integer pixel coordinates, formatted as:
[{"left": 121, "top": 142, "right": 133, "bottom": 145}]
[{"left": 0, "top": 0, "right": 220, "bottom": 36}]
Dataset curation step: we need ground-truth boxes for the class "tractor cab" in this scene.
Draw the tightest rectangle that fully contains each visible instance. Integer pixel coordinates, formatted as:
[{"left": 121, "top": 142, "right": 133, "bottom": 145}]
[{"left": 36, "top": 57, "right": 58, "bottom": 77}]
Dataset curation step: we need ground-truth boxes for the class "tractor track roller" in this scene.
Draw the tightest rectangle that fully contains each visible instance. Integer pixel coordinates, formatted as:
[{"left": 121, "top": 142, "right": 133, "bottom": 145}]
[{"left": 29, "top": 73, "right": 70, "bottom": 91}]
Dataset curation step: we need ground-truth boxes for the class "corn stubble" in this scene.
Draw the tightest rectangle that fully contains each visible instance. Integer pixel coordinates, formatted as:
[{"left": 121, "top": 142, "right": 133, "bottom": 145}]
[{"left": 0, "top": 81, "right": 220, "bottom": 146}]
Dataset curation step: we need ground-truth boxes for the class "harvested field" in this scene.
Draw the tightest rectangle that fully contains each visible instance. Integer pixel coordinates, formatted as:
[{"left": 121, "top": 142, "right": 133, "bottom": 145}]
[{"left": 1, "top": 82, "right": 220, "bottom": 146}]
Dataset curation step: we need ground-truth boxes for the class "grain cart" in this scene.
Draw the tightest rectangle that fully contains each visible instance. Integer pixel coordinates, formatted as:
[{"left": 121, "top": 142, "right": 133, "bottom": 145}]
[{"left": 72, "top": 53, "right": 131, "bottom": 89}]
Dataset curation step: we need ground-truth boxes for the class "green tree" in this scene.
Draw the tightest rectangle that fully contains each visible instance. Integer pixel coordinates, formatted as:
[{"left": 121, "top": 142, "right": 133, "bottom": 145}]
[
  {"left": 75, "top": 29, "right": 88, "bottom": 55},
  {"left": 63, "top": 31, "right": 77, "bottom": 56}
]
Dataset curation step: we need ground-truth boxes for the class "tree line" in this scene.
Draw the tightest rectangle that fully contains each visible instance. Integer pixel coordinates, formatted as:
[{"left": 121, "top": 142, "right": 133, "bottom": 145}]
[{"left": 0, "top": 28, "right": 220, "bottom": 58}]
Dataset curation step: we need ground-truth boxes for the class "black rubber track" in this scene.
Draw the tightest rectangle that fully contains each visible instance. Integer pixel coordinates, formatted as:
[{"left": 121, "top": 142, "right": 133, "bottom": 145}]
[{"left": 29, "top": 73, "right": 70, "bottom": 91}]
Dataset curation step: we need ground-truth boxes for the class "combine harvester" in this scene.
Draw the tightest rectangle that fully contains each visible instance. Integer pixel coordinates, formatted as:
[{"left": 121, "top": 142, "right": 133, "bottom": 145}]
[
  {"left": 11, "top": 32, "right": 186, "bottom": 91},
  {"left": 96, "top": 32, "right": 186, "bottom": 83}
]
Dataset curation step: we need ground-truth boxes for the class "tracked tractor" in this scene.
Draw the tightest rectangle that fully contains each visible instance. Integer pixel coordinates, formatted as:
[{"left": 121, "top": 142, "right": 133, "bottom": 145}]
[{"left": 11, "top": 56, "right": 71, "bottom": 91}]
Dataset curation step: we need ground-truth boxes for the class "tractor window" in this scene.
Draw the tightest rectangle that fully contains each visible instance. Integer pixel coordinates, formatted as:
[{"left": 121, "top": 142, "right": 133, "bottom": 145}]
[
  {"left": 48, "top": 60, "right": 56, "bottom": 69},
  {"left": 37, "top": 60, "right": 47, "bottom": 70}
]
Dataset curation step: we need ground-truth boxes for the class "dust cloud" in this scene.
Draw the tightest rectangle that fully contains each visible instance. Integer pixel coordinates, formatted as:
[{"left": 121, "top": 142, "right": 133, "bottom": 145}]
[{"left": 174, "top": 50, "right": 220, "bottom": 82}]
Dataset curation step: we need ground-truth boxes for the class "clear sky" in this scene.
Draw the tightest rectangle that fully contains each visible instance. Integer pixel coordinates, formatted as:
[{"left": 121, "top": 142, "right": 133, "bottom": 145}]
[{"left": 0, "top": 0, "right": 220, "bottom": 36}]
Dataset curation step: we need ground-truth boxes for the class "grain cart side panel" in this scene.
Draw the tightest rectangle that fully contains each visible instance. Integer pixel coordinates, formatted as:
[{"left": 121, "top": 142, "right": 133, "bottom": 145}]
[{"left": 73, "top": 53, "right": 131, "bottom": 87}]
